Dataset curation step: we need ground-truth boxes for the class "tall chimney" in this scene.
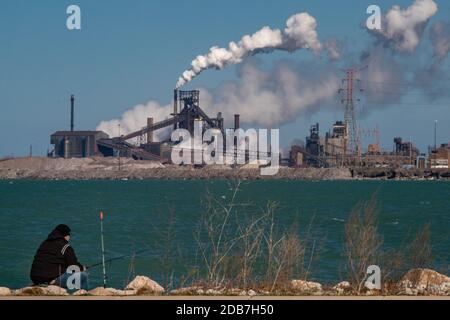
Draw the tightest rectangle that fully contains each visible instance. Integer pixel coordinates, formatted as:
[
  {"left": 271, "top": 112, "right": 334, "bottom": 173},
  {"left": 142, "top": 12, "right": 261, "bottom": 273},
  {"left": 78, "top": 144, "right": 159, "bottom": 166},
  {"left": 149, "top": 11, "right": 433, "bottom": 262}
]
[
  {"left": 234, "top": 114, "right": 240, "bottom": 130},
  {"left": 147, "top": 117, "right": 154, "bottom": 143},
  {"left": 173, "top": 89, "right": 178, "bottom": 130},
  {"left": 217, "top": 112, "right": 223, "bottom": 130},
  {"left": 70, "top": 94, "right": 75, "bottom": 132}
]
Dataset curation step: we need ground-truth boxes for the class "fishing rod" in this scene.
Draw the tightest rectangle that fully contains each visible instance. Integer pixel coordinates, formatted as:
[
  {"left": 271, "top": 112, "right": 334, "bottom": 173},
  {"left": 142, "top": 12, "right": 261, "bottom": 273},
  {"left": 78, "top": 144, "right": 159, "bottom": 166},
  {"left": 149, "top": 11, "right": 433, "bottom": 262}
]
[
  {"left": 86, "top": 248, "right": 152, "bottom": 269},
  {"left": 100, "top": 211, "right": 107, "bottom": 288}
]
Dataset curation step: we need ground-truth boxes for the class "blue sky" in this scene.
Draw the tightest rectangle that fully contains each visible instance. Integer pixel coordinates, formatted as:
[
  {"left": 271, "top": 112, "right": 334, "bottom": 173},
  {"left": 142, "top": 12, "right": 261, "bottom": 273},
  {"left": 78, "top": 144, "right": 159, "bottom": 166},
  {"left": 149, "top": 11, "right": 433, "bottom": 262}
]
[{"left": 0, "top": 0, "right": 449, "bottom": 156}]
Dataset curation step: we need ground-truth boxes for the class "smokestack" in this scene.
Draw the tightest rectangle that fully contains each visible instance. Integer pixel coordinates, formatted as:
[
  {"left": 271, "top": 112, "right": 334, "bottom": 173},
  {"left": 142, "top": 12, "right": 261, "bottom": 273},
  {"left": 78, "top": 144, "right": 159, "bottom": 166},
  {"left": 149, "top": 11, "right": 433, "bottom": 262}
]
[
  {"left": 70, "top": 94, "right": 75, "bottom": 132},
  {"left": 217, "top": 112, "right": 223, "bottom": 130},
  {"left": 147, "top": 117, "right": 154, "bottom": 143},
  {"left": 234, "top": 114, "right": 240, "bottom": 130},
  {"left": 173, "top": 89, "right": 178, "bottom": 130}
]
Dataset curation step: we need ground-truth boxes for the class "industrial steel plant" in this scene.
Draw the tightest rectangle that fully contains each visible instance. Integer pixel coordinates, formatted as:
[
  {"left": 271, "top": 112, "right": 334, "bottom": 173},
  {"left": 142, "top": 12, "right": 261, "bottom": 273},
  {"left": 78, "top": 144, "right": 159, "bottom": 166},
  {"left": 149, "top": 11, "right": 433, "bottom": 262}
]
[{"left": 49, "top": 78, "right": 450, "bottom": 172}]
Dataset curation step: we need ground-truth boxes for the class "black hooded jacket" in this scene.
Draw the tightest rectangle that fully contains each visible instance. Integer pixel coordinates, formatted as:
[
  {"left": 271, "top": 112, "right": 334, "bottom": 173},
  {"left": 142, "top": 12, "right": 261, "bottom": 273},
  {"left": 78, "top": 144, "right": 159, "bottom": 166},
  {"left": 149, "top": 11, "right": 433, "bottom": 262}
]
[{"left": 30, "top": 229, "right": 84, "bottom": 284}]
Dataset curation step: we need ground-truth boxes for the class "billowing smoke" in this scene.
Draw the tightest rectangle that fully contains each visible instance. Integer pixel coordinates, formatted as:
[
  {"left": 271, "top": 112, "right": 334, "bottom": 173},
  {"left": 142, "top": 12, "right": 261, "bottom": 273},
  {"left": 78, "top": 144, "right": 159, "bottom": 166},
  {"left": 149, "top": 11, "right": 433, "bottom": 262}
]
[
  {"left": 176, "top": 12, "right": 337, "bottom": 88},
  {"left": 360, "top": 46, "right": 405, "bottom": 106},
  {"left": 96, "top": 101, "right": 172, "bottom": 142},
  {"left": 410, "top": 21, "right": 450, "bottom": 99},
  {"left": 369, "top": 0, "right": 438, "bottom": 52},
  {"left": 201, "top": 61, "right": 339, "bottom": 127},
  {"left": 97, "top": 60, "right": 339, "bottom": 136},
  {"left": 324, "top": 38, "right": 342, "bottom": 60},
  {"left": 429, "top": 21, "right": 450, "bottom": 60},
  {"left": 97, "top": 1, "right": 450, "bottom": 141}
]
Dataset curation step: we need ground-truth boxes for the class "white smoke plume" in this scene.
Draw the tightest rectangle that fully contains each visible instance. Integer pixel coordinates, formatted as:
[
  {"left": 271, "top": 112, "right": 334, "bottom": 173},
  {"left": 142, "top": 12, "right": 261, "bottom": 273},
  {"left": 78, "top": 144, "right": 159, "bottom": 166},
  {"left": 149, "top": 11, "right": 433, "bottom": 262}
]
[
  {"left": 96, "top": 101, "right": 172, "bottom": 142},
  {"left": 360, "top": 46, "right": 406, "bottom": 106},
  {"left": 429, "top": 21, "right": 450, "bottom": 60},
  {"left": 324, "top": 38, "right": 341, "bottom": 60},
  {"left": 369, "top": 0, "right": 438, "bottom": 52},
  {"left": 97, "top": 60, "right": 339, "bottom": 137},
  {"left": 176, "top": 12, "right": 331, "bottom": 89},
  {"left": 201, "top": 61, "right": 339, "bottom": 128}
]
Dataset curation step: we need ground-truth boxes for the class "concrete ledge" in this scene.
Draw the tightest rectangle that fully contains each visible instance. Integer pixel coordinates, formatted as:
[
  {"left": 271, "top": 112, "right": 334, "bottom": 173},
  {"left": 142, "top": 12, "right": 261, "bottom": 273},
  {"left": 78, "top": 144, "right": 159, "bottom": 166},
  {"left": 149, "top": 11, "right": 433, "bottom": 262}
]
[{"left": 1, "top": 295, "right": 450, "bottom": 301}]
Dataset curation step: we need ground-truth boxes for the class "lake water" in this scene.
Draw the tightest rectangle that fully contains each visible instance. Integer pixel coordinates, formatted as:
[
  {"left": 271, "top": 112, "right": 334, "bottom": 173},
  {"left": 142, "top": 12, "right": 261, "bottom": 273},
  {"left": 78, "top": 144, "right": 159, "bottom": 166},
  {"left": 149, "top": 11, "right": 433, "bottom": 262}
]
[{"left": 0, "top": 180, "right": 449, "bottom": 289}]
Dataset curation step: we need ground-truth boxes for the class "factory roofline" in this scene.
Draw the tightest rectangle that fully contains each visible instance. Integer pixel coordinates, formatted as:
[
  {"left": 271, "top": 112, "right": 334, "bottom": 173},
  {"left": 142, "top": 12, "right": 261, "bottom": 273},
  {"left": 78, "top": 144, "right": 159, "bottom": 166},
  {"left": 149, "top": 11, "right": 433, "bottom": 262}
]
[{"left": 51, "top": 131, "right": 107, "bottom": 137}]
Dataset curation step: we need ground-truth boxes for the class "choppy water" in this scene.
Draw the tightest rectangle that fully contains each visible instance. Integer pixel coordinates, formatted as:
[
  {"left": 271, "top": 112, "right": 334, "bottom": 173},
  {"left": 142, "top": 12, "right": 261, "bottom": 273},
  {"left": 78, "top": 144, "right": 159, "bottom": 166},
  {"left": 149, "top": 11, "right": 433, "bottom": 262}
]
[{"left": 0, "top": 180, "right": 449, "bottom": 289}]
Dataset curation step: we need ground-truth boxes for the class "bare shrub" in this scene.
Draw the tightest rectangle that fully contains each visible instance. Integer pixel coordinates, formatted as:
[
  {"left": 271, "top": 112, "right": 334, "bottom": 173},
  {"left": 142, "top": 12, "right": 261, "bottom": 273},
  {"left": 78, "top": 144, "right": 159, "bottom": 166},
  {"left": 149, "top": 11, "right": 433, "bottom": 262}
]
[
  {"left": 194, "top": 181, "right": 243, "bottom": 288},
  {"left": 193, "top": 181, "right": 321, "bottom": 291},
  {"left": 381, "top": 223, "right": 433, "bottom": 294},
  {"left": 343, "top": 194, "right": 382, "bottom": 293},
  {"left": 150, "top": 208, "right": 182, "bottom": 291},
  {"left": 269, "top": 231, "right": 305, "bottom": 291},
  {"left": 407, "top": 223, "right": 433, "bottom": 269}
]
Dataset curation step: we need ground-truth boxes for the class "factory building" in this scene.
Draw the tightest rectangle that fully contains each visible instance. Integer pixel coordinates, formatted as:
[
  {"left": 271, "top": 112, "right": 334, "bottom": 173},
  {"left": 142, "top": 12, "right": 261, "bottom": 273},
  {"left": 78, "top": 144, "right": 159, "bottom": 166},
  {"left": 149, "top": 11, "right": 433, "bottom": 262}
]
[
  {"left": 49, "top": 95, "right": 110, "bottom": 158},
  {"left": 323, "top": 121, "right": 347, "bottom": 166},
  {"left": 429, "top": 143, "right": 450, "bottom": 169},
  {"left": 291, "top": 119, "right": 430, "bottom": 169},
  {"left": 289, "top": 145, "right": 304, "bottom": 167},
  {"left": 296, "top": 121, "right": 348, "bottom": 167},
  {"left": 50, "top": 131, "right": 109, "bottom": 158},
  {"left": 49, "top": 91, "right": 243, "bottom": 163}
]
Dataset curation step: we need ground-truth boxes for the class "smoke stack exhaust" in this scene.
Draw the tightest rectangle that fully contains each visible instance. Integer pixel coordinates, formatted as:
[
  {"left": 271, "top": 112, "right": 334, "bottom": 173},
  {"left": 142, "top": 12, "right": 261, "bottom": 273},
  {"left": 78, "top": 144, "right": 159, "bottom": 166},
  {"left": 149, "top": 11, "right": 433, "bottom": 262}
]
[
  {"left": 175, "top": 12, "right": 329, "bottom": 88},
  {"left": 70, "top": 94, "right": 75, "bottom": 132}
]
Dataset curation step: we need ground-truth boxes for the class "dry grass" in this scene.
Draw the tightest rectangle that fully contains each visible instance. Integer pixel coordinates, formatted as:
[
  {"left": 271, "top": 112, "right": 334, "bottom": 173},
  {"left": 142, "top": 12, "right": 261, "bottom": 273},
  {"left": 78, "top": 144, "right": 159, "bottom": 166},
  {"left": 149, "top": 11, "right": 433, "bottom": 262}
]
[
  {"left": 343, "top": 193, "right": 383, "bottom": 293},
  {"left": 341, "top": 193, "right": 436, "bottom": 295},
  {"left": 407, "top": 223, "right": 433, "bottom": 269},
  {"left": 18, "top": 287, "right": 45, "bottom": 296},
  {"left": 191, "top": 181, "right": 321, "bottom": 293},
  {"left": 149, "top": 185, "right": 439, "bottom": 297}
]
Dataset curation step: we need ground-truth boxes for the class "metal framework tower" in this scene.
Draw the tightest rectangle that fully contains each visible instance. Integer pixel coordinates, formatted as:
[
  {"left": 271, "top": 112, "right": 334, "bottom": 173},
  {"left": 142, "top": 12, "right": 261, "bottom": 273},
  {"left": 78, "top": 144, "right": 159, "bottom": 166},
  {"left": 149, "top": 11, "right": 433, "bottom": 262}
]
[{"left": 339, "top": 69, "right": 361, "bottom": 162}]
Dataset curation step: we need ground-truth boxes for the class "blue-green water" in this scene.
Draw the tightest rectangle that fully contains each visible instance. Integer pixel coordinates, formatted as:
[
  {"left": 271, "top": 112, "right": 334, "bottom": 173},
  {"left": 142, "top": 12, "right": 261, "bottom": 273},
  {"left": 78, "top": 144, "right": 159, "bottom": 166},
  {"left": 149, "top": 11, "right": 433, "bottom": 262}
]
[{"left": 0, "top": 180, "right": 449, "bottom": 289}]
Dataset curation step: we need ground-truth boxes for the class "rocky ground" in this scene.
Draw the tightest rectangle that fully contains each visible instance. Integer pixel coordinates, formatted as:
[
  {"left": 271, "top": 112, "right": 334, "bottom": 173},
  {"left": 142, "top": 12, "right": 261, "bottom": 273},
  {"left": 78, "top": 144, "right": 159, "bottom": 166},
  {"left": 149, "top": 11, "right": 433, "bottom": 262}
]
[
  {"left": 1, "top": 157, "right": 448, "bottom": 180},
  {"left": 1, "top": 269, "right": 450, "bottom": 297},
  {"left": 0, "top": 157, "right": 353, "bottom": 180}
]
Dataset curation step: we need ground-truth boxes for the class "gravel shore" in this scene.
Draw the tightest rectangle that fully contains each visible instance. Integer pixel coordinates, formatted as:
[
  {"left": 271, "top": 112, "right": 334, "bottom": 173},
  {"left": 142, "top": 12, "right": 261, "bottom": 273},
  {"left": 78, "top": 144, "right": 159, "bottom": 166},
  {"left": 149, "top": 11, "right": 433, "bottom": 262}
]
[{"left": 0, "top": 157, "right": 448, "bottom": 180}]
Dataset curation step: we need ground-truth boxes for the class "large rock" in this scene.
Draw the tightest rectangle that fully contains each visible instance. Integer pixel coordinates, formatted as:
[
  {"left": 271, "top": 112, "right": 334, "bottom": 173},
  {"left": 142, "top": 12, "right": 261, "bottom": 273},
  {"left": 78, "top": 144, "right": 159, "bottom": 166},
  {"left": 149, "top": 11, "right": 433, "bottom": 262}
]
[
  {"left": 332, "top": 281, "right": 351, "bottom": 295},
  {"left": 72, "top": 289, "right": 88, "bottom": 296},
  {"left": 88, "top": 287, "right": 135, "bottom": 296},
  {"left": 14, "top": 287, "right": 45, "bottom": 296},
  {"left": 125, "top": 276, "right": 164, "bottom": 295},
  {"left": 398, "top": 269, "right": 450, "bottom": 295},
  {"left": 0, "top": 287, "right": 12, "bottom": 296},
  {"left": 291, "top": 280, "right": 323, "bottom": 295},
  {"left": 205, "top": 288, "right": 224, "bottom": 296},
  {"left": 15, "top": 285, "right": 68, "bottom": 296},
  {"left": 170, "top": 286, "right": 203, "bottom": 295}
]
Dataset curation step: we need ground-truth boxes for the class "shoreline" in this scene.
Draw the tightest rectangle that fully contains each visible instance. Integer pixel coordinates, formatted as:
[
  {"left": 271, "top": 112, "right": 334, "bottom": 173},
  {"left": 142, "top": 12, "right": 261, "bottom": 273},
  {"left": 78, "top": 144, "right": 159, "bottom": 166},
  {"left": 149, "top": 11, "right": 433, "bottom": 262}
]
[
  {"left": 2, "top": 269, "right": 450, "bottom": 298},
  {"left": 1, "top": 157, "right": 449, "bottom": 181}
]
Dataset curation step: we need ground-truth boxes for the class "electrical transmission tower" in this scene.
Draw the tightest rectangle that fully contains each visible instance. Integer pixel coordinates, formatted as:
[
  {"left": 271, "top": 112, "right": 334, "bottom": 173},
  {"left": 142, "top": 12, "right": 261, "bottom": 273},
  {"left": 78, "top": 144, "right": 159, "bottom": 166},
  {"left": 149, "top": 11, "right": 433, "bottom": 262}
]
[{"left": 339, "top": 68, "right": 363, "bottom": 163}]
